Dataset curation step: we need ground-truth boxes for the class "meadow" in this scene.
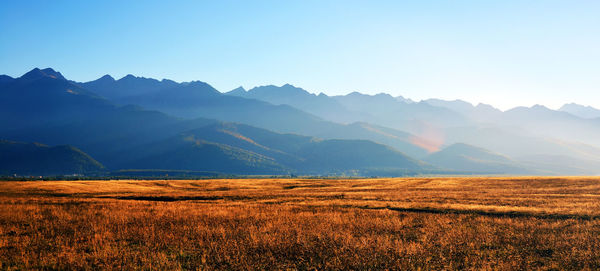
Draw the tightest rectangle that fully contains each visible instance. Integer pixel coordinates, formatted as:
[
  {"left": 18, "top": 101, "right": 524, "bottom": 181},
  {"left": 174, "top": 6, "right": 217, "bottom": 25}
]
[{"left": 1, "top": 177, "right": 600, "bottom": 270}]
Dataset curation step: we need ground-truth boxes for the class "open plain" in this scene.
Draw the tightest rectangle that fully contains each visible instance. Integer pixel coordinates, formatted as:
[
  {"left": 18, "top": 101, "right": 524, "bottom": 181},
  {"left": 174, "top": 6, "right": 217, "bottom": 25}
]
[{"left": 1, "top": 177, "right": 600, "bottom": 270}]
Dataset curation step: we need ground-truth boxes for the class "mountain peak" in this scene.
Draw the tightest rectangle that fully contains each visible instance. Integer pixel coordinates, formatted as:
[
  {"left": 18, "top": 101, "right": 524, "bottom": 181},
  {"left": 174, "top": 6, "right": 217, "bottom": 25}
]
[
  {"left": 475, "top": 103, "right": 493, "bottom": 109},
  {"left": 0, "top": 74, "right": 14, "bottom": 83},
  {"left": 120, "top": 74, "right": 137, "bottom": 80},
  {"left": 227, "top": 86, "right": 247, "bottom": 96},
  {"left": 161, "top": 79, "right": 177, "bottom": 84},
  {"left": 20, "top": 67, "right": 66, "bottom": 81},
  {"left": 40, "top": 68, "right": 65, "bottom": 79},
  {"left": 560, "top": 102, "right": 595, "bottom": 111},
  {"left": 98, "top": 74, "right": 115, "bottom": 81},
  {"left": 346, "top": 91, "right": 365, "bottom": 97},
  {"left": 374, "top": 93, "right": 393, "bottom": 98},
  {"left": 559, "top": 103, "right": 600, "bottom": 119},
  {"left": 396, "top": 95, "right": 414, "bottom": 103},
  {"left": 245, "top": 84, "right": 311, "bottom": 97}
]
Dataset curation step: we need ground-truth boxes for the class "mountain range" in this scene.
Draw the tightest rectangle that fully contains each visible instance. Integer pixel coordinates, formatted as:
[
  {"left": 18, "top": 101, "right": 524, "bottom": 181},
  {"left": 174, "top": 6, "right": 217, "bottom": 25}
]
[{"left": 1, "top": 67, "right": 599, "bottom": 176}]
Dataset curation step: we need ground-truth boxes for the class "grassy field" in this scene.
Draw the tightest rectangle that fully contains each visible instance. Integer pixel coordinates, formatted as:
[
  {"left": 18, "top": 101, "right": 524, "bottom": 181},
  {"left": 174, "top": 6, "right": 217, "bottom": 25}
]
[{"left": 1, "top": 177, "right": 600, "bottom": 270}]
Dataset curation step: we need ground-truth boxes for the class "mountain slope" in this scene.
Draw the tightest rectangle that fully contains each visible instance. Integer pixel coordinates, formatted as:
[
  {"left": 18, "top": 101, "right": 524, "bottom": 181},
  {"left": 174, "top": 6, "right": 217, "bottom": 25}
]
[
  {"left": 120, "top": 135, "right": 288, "bottom": 175},
  {"left": 295, "top": 139, "right": 429, "bottom": 175},
  {"left": 0, "top": 140, "right": 104, "bottom": 176},
  {"left": 113, "top": 122, "right": 432, "bottom": 176},
  {"left": 425, "top": 143, "right": 531, "bottom": 174},
  {"left": 315, "top": 122, "right": 432, "bottom": 158}
]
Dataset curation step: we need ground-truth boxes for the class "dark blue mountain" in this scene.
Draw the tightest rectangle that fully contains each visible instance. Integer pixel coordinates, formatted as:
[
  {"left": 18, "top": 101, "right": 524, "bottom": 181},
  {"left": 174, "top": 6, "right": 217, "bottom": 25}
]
[
  {"left": 0, "top": 68, "right": 112, "bottom": 130},
  {"left": 1, "top": 68, "right": 433, "bottom": 176},
  {"left": 0, "top": 140, "right": 104, "bottom": 176},
  {"left": 0, "top": 74, "right": 14, "bottom": 85}
]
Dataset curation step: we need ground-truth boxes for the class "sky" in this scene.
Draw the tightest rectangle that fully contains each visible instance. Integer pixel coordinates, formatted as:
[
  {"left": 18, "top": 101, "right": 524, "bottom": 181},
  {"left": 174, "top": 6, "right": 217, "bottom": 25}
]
[{"left": 1, "top": 0, "right": 599, "bottom": 110}]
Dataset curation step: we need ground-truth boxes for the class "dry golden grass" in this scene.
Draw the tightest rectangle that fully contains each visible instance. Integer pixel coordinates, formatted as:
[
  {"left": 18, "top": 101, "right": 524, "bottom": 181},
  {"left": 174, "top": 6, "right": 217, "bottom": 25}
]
[{"left": 1, "top": 177, "right": 600, "bottom": 270}]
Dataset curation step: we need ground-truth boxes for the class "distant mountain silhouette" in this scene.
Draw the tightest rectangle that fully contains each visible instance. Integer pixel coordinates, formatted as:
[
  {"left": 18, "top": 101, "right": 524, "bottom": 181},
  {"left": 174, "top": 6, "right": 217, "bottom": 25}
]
[
  {"left": 5, "top": 67, "right": 600, "bottom": 176},
  {"left": 424, "top": 99, "right": 502, "bottom": 123},
  {"left": 81, "top": 76, "right": 433, "bottom": 157},
  {"left": 81, "top": 74, "right": 179, "bottom": 100},
  {"left": 232, "top": 86, "right": 600, "bottom": 165},
  {"left": 332, "top": 92, "right": 470, "bottom": 131},
  {"left": 225, "top": 85, "right": 471, "bottom": 151},
  {"left": 227, "top": 84, "right": 364, "bottom": 124},
  {"left": 0, "top": 140, "right": 104, "bottom": 176},
  {"left": 1, "top": 68, "right": 221, "bottom": 168},
  {"left": 559, "top": 103, "right": 600, "bottom": 119},
  {"left": 425, "top": 143, "right": 531, "bottom": 174},
  {"left": 80, "top": 76, "right": 333, "bottom": 134},
  {"left": 0, "top": 68, "right": 112, "bottom": 130},
  {"left": 229, "top": 85, "right": 471, "bottom": 134},
  {"left": 501, "top": 105, "right": 600, "bottom": 146},
  {"left": 1, "top": 68, "right": 434, "bottom": 176}
]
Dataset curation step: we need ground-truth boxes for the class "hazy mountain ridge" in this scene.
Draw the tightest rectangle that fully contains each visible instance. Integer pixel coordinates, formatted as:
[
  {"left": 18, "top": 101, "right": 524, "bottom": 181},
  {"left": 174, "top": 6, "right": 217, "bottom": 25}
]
[
  {"left": 224, "top": 83, "right": 600, "bottom": 174},
  {"left": 76, "top": 76, "right": 434, "bottom": 157},
  {"left": 1, "top": 68, "right": 437, "bottom": 176},
  {"left": 227, "top": 84, "right": 365, "bottom": 124},
  {"left": 425, "top": 143, "right": 532, "bottom": 174},
  {"left": 424, "top": 99, "right": 503, "bottom": 123},
  {"left": 228, "top": 85, "right": 471, "bottom": 140},
  {"left": 3, "top": 67, "right": 600, "bottom": 176},
  {"left": 559, "top": 103, "right": 600, "bottom": 119}
]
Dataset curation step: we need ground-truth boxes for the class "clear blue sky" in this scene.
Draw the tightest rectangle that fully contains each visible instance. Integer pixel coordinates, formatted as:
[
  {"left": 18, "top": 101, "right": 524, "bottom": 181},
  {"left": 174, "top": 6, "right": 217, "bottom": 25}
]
[{"left": 1, "top": 0, "right": 598, "bottom": 110}]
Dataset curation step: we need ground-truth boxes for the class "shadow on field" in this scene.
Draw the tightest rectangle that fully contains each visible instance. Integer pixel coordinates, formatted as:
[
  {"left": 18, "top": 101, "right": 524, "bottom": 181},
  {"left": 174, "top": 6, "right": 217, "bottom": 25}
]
[
  {"left": 109, "top": 196, "right": 224, "bottom": 201},
  {"left": 97, "top": 195, "right": 256, "bottom": 202},
  {"left": 383, "top": 206, "right": 600, "bottom": 220}
]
